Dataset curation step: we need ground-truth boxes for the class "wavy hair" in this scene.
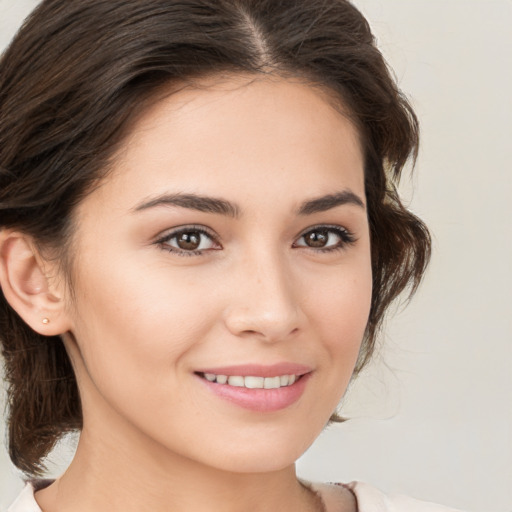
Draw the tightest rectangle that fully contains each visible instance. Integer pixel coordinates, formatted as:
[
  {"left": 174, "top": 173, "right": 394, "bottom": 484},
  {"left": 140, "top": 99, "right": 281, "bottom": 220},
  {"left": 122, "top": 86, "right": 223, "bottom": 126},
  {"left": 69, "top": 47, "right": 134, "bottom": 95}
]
[{"left": 0, "top": 0, "right": 430, "bottom": 475}]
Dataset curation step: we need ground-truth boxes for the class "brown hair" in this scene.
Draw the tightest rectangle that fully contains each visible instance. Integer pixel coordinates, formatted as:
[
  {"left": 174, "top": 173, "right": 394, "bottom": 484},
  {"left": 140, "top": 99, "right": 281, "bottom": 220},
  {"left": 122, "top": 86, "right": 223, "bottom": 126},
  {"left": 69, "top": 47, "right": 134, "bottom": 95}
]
[{"left": 0, "top": 0, "right": 430, "bottom": 475}]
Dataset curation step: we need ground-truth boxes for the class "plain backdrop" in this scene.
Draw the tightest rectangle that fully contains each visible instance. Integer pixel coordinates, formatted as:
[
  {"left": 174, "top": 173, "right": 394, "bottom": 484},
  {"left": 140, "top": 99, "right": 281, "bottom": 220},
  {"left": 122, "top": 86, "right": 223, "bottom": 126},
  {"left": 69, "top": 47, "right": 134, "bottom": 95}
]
[{"left": 1, "top": 1, "right": 511, "bottom": 511}]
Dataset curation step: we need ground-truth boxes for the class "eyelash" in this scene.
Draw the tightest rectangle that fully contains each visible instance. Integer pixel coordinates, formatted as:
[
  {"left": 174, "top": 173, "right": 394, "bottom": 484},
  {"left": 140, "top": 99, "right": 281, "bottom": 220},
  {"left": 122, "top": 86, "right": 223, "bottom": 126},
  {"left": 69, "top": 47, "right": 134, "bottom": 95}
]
[{"left": 155, "top": 224, "right": 356, "bottom": 257}]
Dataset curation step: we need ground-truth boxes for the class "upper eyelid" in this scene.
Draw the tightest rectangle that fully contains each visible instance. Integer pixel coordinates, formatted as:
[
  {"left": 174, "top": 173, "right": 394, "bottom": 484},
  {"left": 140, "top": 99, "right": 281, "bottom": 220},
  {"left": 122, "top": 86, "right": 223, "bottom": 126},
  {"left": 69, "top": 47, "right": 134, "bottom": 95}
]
[
  {"left": 295, "top": 224, "right": 353, "bottom": 240},
  {"left": 155, "top": 223, "right": 350, "bottom": 240}
]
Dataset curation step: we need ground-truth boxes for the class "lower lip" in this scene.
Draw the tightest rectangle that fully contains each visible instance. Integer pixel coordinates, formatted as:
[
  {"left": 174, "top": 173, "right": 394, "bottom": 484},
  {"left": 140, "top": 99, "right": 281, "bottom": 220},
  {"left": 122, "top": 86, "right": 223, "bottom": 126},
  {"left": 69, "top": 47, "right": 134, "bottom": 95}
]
[{"left": 197, "top": 373, "right": 311, "bottom": 412}]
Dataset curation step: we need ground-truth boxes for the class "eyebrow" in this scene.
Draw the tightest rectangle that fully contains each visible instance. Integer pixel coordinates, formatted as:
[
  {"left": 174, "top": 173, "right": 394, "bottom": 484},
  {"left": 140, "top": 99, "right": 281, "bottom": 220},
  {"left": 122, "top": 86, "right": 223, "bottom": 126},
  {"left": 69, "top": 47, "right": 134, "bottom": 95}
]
[
  {"left": 133, "top": 193, "right": 241, "bottom": 218},
  {"left": 133, "top": 189, "right": 365, "bottom": 217},
  {"left": 297, "top": 190, "right": 365, "bottom": 215}
]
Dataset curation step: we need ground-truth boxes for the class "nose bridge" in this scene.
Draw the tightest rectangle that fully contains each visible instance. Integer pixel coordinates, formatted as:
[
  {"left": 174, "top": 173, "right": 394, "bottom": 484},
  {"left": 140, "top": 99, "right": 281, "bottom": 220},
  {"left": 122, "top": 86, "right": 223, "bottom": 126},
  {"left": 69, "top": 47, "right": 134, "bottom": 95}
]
[{"left": 224, "top": 244, "right": 301, "bottom": 341}]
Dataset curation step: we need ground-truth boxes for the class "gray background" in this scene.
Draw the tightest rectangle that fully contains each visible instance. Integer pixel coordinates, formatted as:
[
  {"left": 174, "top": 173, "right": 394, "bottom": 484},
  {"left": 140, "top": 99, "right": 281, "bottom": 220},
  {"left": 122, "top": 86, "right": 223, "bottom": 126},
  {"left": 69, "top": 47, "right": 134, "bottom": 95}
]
[{"left": 1, "top": 1, "right": 511, "bottom": 511}]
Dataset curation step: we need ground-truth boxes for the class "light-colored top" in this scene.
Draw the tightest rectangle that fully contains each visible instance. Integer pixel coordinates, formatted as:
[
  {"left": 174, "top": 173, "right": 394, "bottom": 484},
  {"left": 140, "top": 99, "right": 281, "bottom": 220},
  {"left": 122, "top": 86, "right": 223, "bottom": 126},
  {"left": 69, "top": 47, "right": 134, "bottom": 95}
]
[
  {"left": 7, "top": 481, "right": 464, "bottom": 512},
  {"left": 313, "top": 482, "right": 463, "bottom": 512}
]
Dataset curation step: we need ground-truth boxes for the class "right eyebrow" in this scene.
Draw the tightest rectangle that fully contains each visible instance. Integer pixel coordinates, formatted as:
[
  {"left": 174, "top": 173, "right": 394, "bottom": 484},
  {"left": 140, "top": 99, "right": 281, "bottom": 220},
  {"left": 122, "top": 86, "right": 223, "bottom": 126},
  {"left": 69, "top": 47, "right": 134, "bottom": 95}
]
[{"left": 132, "top": 193, "right": 241, "bottom": 218}]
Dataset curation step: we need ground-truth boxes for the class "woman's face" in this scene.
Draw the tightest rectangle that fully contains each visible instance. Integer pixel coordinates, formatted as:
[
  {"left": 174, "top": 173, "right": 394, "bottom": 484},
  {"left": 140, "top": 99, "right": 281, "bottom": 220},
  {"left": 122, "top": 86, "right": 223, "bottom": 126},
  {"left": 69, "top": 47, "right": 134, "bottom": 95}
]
[{"left": 61, "top": 75, "right": 372, "bottom": 473}]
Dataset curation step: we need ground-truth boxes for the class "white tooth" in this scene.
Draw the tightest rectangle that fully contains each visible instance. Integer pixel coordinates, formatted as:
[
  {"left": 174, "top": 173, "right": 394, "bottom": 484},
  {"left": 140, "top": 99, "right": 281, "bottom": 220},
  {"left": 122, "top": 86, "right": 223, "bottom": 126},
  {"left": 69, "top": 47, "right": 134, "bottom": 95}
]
[
  {"left": 228, "top": 376, "right": 245, "bottom": 387},
  {"left": 288, "top": 374, "right": 296, "bottom": 385},
  {"left": 204, "top": 373, "right": 216, "bottom": 382},
  {"left": 280, "top": 375, "right": 290, "bottom": 387},
  {"left": 264, "top": 376, "right": 281, "bottom": 389},
  {"left": 244, "top": 376, "right": 264, "bottom": 389},
  {"left": 216, "top": 375, "right": 228, "bottom": 384}
]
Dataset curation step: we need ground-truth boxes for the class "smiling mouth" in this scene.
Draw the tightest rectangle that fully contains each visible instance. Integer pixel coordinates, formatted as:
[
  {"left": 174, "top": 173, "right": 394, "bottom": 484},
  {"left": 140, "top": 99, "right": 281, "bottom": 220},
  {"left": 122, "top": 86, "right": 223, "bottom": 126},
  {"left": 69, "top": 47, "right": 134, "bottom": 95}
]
[{"left": 197, "top": 372, "right": 300, "bottom": 389}]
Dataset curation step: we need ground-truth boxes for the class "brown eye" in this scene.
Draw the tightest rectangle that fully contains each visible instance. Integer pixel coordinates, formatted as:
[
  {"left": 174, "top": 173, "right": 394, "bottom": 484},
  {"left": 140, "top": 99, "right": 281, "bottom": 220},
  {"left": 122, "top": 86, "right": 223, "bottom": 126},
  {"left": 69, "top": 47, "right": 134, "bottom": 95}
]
[
  {"left": 294, "top": 226, "right": 355, "bottom": 252},
  {"left": 158, "top": 226, "right": 219, "bottom": 255},
  {"left": 176, "top": 231, "right": 201, "bottom": 250},
  {"left": 304, "top": 230, "right": 329, "bottom": 248}
]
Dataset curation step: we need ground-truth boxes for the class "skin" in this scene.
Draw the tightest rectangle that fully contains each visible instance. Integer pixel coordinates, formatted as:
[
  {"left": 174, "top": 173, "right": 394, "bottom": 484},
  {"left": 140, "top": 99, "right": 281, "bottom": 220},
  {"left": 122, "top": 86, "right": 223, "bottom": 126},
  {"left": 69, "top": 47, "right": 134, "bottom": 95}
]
[{"left": 6, "top": 75, "right": 372, "bottom": 512}]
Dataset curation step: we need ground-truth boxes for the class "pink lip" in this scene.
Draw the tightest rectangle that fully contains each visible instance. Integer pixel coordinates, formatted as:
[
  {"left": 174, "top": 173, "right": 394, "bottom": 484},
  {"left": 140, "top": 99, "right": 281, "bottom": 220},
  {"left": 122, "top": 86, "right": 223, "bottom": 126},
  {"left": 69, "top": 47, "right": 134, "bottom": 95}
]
[{"left": 195, "top": 363, "right": 312, "bottom": 413}]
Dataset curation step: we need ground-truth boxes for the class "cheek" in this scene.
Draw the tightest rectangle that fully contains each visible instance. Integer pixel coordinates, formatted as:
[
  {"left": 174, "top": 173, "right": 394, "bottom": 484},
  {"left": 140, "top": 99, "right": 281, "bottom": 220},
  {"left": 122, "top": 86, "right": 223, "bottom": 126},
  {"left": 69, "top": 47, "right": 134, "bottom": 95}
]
[
  {"left": 307, "top": 260, "right": 372, "bottom": 341},
  {"left": 68, "top": 253, "right": 218, "bottom": 397},
  {"left": 303, "top": 254, "right": 373, "bottom": 398}
]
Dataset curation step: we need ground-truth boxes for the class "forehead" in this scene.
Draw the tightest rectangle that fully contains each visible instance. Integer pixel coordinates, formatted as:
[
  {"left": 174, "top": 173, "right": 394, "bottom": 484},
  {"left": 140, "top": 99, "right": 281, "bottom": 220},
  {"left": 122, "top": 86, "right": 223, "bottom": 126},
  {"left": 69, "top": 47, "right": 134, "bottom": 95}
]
[{"left": 89, "top": 75, "right": 365, "bottom": 213}]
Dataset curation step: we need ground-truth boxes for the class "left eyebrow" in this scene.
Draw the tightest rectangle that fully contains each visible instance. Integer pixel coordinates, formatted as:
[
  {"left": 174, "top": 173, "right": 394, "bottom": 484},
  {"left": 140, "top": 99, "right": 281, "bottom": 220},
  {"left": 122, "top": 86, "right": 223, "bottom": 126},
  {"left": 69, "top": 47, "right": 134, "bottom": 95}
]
[{"left": 297, "top": 190, "right": 365, "bottom": 215}]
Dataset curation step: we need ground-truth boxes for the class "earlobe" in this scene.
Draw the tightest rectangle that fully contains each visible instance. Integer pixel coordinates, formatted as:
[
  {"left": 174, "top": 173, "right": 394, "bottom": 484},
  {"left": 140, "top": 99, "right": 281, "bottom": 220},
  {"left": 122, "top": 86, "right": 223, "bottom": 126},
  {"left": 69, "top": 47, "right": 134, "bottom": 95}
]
[{"left": 0, "top": 230, "right": 72, "bottom": 336}]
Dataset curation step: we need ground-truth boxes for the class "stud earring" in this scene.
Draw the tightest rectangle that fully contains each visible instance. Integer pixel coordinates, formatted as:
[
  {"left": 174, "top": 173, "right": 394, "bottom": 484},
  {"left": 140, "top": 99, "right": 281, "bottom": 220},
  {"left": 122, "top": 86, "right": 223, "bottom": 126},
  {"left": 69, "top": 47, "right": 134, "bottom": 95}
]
[{"left": 42, "top": 318, "right": 50, "bottom": 325}]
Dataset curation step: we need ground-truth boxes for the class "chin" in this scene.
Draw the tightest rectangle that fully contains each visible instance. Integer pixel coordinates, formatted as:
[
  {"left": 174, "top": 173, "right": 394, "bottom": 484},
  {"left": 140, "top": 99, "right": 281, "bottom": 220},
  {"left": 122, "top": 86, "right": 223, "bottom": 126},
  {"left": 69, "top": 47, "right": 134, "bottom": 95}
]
[
  {"left": 217, "top": 451, "right": 301, "bottom": 474},
  {"left": 198, "top": 431, "right": 318, "bottom": 475}
]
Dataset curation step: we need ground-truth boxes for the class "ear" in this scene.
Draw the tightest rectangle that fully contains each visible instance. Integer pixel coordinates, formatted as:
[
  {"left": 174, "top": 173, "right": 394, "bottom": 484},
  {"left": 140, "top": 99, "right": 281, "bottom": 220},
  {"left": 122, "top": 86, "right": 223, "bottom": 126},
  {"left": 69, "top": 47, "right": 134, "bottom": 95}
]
[{"left": 0, "top": 230, "right": 72, "bottom": 336}]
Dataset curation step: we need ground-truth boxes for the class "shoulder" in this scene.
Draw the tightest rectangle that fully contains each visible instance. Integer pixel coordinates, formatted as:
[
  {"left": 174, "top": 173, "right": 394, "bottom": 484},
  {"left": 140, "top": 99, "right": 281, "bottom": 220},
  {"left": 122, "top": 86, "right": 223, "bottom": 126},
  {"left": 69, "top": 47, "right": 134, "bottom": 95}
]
[
  {"left": 7, "top": 482, "right": 44, "bottom": 512},
  {"left": 311, "top": 481, "right": 465, "bottom": 512}
]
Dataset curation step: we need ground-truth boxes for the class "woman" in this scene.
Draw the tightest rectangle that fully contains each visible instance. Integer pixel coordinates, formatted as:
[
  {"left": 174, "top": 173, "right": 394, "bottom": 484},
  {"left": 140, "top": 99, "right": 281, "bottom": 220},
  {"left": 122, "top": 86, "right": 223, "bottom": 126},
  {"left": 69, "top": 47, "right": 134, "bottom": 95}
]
[{"left": 0, "top": 0, "right": 460, "bottom": 510}]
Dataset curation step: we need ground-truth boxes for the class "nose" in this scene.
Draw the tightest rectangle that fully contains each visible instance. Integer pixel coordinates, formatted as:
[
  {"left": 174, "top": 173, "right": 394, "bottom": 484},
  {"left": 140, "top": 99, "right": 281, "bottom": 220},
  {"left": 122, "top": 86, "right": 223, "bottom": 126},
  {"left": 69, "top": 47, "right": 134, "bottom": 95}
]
[{"left": 223, "top": 250, "right": 302, "bottom": 343}]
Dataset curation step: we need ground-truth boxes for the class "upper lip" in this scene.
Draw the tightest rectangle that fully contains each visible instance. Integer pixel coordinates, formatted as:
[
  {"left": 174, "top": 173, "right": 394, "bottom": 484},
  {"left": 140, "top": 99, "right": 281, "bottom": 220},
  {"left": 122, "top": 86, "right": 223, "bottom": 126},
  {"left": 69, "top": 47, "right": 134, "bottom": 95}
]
[{"left": 195, "top": 363, "right": 312, "bottom": 378}]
